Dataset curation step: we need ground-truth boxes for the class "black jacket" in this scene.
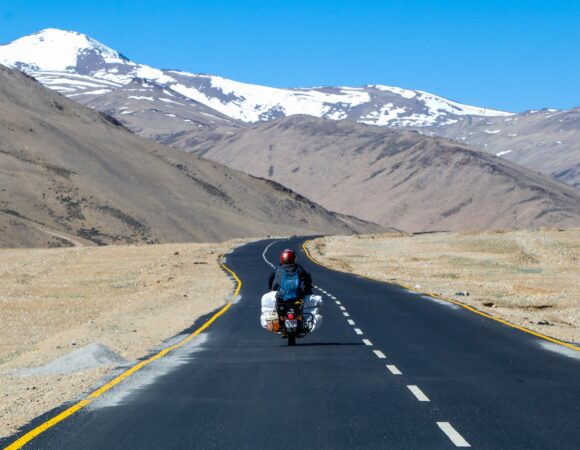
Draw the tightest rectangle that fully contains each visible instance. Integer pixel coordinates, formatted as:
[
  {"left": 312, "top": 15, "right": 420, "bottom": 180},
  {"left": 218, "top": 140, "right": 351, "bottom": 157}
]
[{"left": 268, "top": 263, "right": 313, "bottom": 296}]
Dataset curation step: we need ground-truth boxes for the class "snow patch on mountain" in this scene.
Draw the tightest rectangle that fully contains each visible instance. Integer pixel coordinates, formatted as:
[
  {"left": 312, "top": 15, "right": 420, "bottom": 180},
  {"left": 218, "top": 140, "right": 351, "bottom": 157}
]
[
  {"left": 496, "top": 150, "right": 513, "bottom": 157},
  {"left": 369, "top": 84, "right": 417, "bottom": 99},
  {"left": 166, "top": 73, "right": 371, "bottom": 122},
  {"left": 417, "top": 91, "right": 508, "bottom": 118},
  {"left": 360, "top": 103, "right": 408, "bottom": 125}
]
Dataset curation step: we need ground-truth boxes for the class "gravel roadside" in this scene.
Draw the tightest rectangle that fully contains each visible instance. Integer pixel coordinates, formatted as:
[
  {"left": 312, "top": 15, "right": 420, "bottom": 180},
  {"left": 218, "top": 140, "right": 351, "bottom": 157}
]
[{"left": 0, "top": 240, "right": 245, "bottom": 439}]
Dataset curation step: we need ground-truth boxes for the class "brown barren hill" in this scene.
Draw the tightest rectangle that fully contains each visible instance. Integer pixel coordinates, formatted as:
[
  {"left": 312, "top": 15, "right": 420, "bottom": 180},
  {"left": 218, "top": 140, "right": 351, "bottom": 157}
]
[
  {"left": 0, "top": 67, "right": 381, "bottom": 248},
  {"left": 418, "top": 108, "right": 580, "bottom": 188},
  {"left": 188, "top": 115, "right": 580, "bottom": 232}
]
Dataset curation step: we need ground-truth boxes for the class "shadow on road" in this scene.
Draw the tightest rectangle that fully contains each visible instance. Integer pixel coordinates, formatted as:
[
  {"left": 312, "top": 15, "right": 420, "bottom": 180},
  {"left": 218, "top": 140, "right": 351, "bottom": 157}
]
[{"left": 285, "top": 342, "right": 365, "bottom": 347}]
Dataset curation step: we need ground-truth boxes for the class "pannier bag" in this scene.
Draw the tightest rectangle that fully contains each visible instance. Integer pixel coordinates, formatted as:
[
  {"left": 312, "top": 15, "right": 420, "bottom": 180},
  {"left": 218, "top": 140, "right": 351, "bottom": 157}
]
[{"left": 260, "top": 291, "right": 323, "bottom": 333}]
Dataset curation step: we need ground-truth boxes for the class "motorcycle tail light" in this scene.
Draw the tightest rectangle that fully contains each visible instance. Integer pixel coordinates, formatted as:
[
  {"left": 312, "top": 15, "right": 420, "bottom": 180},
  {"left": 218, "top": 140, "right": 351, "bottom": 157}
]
[{"left": 287, "top": 312, "right": 295, "bottom": 320}]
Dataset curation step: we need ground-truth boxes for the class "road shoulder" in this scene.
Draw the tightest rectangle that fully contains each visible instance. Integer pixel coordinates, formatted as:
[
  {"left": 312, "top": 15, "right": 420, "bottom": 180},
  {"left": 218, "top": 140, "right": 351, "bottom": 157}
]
[{"left": 306, "top": 229, "right": 580, "bottom": 346}]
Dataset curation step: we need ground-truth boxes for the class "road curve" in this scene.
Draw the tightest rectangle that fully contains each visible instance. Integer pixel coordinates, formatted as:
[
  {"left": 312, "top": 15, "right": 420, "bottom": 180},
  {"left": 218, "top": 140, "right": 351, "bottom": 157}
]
[{"left": 3, "top": 237, "right": 580, "bottom": 449}]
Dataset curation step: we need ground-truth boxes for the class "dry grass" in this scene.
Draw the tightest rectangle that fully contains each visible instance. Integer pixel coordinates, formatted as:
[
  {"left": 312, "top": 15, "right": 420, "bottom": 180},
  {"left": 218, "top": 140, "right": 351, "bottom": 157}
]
[
  {"left": 0, "top": 240, "right": 242, "bottom": 438},
  {"left": 308, "top": 228, "right": 580, "bottom": 344}
]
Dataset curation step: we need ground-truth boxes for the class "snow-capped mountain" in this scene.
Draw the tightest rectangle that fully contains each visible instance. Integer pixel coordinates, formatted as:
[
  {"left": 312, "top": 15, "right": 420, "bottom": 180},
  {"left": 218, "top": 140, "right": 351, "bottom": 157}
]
[
  {"left": 0, "top": 29, "right": 512, "bottom": 127},
  {"left": 0, "top": 29, "right": 171, "bottom": 98},
  {"left": 2, "top": 29, "right": 578, "bottom": 190}
]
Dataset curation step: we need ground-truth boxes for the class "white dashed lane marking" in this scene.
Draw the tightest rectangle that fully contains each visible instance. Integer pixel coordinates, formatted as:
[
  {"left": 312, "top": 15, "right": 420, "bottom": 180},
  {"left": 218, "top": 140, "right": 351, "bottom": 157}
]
[
  {"left": 299, "top": 244, "right": 472, "bottom": 448},
  {"left": 265, "top": 241, "right": 472, "bottom": 448},
  {"left": 437, "top": 422, "right": 471, "bottom": 447},
  {"left": 407, "top": 385, "right": 430, "bottom": 402},
  {"left": 261, "top": 241, "right": 278, "bottom": 268},
  {"left": 386, "top": 364, "right": 402, "bottom": 375}
]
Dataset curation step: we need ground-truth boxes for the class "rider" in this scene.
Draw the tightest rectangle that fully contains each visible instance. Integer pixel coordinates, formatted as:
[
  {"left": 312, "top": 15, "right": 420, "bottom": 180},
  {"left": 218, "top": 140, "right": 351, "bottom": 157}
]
[{"left": 269, "top": 248, "right": 313, "bottom": 299}]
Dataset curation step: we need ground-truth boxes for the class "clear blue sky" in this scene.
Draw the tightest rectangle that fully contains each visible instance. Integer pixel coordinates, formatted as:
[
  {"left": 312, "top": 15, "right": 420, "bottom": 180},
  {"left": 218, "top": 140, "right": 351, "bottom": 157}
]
[{"left": 1, "top": 0, "right": 578, "bottom": 112}]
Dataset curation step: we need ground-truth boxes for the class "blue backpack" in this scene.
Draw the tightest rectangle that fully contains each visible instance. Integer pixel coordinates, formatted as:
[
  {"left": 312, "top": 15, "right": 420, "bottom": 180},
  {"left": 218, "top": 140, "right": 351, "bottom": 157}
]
[{"left": 278, "top": 270, "right": 304, "bottom": 302}]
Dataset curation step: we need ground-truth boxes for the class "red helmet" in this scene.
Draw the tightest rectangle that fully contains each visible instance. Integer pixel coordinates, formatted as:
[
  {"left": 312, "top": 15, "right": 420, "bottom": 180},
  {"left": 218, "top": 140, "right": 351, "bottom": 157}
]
[{"left": 280, "top": 248, "right": 297, "bottom": 265}]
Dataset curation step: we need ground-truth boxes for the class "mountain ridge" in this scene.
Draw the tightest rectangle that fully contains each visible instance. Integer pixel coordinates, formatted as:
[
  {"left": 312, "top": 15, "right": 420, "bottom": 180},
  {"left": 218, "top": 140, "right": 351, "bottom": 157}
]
[
  {"left": 190, "top": 115, "right": 580, "bottom": 232},
  {"left": 0, "top": 64, "right": 381, "bottom": 248},
  {"left": 0, "top": 28, "right": 512, "bottom": 127},
  {"left": 2, "top": 28, "right": 577, "bottom": 188},
  {"left": 1, "top": 27, "right": 578, "bottom": 206}
]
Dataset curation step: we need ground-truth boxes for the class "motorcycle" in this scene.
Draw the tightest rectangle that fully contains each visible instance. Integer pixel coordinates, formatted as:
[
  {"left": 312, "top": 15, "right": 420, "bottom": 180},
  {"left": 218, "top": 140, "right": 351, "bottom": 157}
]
[
  {"left": 277, "top": 299, "right": 306, "bottom": 346},
  {"left": 261, "top": 292, "right": 323, "bottom": 346}
]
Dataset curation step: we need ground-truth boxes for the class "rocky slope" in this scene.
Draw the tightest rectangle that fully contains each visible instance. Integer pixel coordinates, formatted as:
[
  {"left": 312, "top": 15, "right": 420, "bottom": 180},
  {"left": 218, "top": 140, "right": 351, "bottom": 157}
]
[
  {"left": 80, "top": 77, "right": 244, "bottom": 150},
  {"left": 0, "top": 66, "right": 380, "bottom": 248},
  {"left": 189, "top": 116, "right": 580, "bottom": 232},
  {"left": 419, "top": 108, "right": 580, "bottom": 188}
]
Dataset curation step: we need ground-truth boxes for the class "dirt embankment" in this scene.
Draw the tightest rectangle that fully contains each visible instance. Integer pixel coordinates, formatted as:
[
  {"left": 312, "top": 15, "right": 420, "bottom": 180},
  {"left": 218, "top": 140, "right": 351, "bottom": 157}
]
[
  {"left": 0, "top": 241, "right": 242, "bottom": 439},
  {"left": 307, "top": 228, "right": 579, "bottom": 344}
]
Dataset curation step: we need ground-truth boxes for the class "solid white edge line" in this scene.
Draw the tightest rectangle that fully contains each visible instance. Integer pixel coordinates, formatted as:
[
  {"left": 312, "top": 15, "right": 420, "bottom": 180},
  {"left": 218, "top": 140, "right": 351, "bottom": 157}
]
[
  {"left": 363, "top": 339, "right": 373, "bottom": 346},
  {"left": 347, "top": 319, "right": 355, "bottom": 325},
  {"left": 437, "top": 422, "right": 471, "bottom": 447},
  {"left": 407, "top": 385, "right": 430, "bottom": 402},
  {"left": 373, "top": 350, "right": 386, "bottom": 358},
  {"left": 386, "top": 364, "right": 402, "bottom": 375},
  {"left": 354, "top": 328, "right": 363, "bottom": 335}
]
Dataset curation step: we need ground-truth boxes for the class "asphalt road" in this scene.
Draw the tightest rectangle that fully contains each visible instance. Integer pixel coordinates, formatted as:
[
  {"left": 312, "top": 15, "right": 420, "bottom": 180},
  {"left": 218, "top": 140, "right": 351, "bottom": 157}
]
[{"left": 5, "top": 237, "right": 580, "bottom": 449}]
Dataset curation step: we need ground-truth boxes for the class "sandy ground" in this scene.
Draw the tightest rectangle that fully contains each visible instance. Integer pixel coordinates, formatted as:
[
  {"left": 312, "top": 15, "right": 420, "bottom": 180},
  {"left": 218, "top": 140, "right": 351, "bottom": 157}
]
[
  {"left": 307, "top": 228, "right": 579, "bottom": 344},
  {"left": 0, "top": 240, "right": 243, "bottom": 439}
]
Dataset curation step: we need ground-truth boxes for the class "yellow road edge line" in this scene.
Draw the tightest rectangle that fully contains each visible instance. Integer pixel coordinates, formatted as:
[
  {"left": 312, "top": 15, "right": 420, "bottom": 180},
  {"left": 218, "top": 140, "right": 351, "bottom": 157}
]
[
  {"left": 4, "top": 254, "right": 242, "bottom": 450},
  {"left": 302, "top": 240, "right": 580, "bottom": 352}
]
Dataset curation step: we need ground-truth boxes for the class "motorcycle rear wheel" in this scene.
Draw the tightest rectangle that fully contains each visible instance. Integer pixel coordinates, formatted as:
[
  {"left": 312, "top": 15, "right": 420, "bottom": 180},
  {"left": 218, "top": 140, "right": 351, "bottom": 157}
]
[{"left": 288, "top": 334, "right": 296, "bottom": 346}]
